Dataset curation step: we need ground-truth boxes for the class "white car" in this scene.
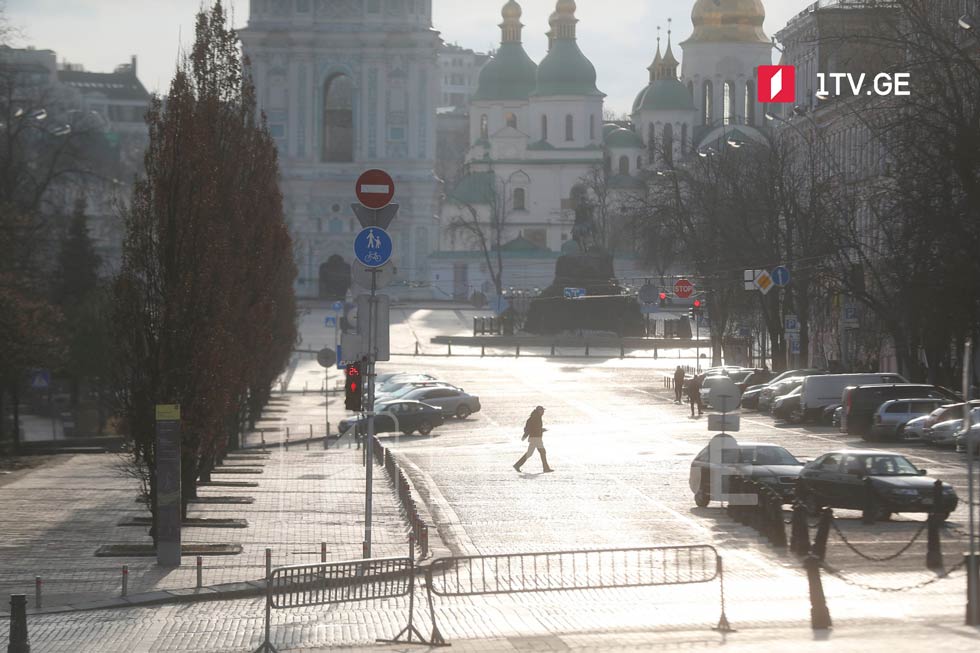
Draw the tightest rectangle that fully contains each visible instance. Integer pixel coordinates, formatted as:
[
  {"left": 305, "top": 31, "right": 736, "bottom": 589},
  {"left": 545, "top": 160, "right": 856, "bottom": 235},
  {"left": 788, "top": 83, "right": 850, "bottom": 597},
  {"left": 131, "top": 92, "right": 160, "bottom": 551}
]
[
  {"left": 924, "top": 418, "right": 964, "bottom": 447},
  {"left": 899, "top": 414, "right": 930, "bottom": 442}
]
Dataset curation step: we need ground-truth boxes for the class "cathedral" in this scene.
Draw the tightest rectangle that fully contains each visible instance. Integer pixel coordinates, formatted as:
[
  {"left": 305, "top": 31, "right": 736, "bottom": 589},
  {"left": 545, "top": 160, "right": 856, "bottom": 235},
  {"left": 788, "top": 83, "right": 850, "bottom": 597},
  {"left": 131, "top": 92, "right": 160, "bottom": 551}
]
[{"left": 434, "top": 0, "right": 774, "bottom": 301}]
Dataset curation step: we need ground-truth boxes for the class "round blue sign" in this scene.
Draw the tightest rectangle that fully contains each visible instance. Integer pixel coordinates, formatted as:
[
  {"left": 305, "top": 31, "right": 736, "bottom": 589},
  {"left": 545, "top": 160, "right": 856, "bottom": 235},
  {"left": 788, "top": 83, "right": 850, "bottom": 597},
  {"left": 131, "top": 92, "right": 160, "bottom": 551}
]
[
  {"left": 353, "top": 227, "right": 393, "bottom": 268},
  {"left": 331, "top": 301, "right": 343, "bottom": 312},
  {"left": 771, "top": 266, "right": 791, "bottom": 287}
]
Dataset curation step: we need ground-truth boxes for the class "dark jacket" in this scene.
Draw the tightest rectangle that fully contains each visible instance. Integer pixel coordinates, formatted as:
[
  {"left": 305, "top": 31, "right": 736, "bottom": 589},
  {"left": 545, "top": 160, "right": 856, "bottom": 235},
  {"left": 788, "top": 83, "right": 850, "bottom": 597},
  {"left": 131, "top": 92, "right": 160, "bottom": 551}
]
[
  {"left": 674, "top": 367, "right": 686, "bottom": 383},
  {"left": 523, "top": 411, "right": 544, "bottom": 439}
]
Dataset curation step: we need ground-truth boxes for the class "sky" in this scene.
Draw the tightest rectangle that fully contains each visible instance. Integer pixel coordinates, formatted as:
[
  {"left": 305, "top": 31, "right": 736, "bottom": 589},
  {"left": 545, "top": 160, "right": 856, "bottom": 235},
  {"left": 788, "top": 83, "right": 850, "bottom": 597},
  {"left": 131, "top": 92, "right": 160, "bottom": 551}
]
[{"left": 7, "top": 0, "right": 813, "bottom": 115}]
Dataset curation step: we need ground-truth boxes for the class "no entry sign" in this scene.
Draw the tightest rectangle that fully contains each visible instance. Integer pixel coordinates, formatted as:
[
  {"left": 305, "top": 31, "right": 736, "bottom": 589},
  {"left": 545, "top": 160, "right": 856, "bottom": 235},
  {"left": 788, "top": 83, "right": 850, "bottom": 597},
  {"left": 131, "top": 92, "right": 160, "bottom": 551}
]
[
  {"left": 674, "top": 278, "right": 695, "bottom": 299},
  {"left": 355, "top": 169, "right": 395, "bottom": 209}
]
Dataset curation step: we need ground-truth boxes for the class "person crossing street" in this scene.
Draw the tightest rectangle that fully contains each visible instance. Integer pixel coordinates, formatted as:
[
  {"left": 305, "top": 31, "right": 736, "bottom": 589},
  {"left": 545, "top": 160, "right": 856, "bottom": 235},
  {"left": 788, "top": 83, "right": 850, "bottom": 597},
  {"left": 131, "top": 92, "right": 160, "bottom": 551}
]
[
  {"left": 513, "top": 406, "right": 554, "bottom": 473},
  {"left": 673, "top": 366, "right": 686, "bottom": 403}
]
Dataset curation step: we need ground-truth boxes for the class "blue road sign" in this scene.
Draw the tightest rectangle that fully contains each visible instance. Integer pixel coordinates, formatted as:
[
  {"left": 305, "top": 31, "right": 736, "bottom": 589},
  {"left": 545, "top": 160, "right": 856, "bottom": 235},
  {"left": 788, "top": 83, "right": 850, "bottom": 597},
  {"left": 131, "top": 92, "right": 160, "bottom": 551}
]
[
  {"left": 771, "top": 265, "right": 791, "bottom": 287},
  {"left": 331, "top": 301, "right": 343, "bottom": 312},
  {"left": 563, "top": 288, "right": 586, "bottom": 299},
  {"left": 324, "top": 316, "right": 337, "bottom": 328},
  {"left": 336, "top": 345, "right": 344, "bottom": 370},
  {"left": 29, "top": 369, "right": 50, "bottom": 390},
  {"left": 353, "top": 227, "right": 393, "bottom": 268}
]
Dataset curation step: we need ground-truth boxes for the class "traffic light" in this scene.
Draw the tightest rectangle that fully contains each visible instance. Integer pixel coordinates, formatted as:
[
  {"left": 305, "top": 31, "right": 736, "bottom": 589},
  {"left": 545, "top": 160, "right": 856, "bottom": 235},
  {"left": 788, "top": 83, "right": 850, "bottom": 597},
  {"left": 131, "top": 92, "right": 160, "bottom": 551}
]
[
  {"left": 659, "top": 292, "right": 667, "bottom": 307},
  {"left": 344, "top": 361, "right": 363, "bottom": 412},
  {"left": 689, "top": 306, "right": 696, "bottom": 320}
]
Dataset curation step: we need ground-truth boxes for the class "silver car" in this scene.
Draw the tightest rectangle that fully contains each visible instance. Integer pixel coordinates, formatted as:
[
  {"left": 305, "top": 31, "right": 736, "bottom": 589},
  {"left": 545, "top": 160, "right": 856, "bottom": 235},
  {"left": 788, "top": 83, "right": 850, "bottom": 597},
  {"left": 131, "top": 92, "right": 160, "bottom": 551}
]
[
  {"left": 870, "top": 398, "right": 946, "bottom": 441},
  {"left": 924, "top": 418, "right": 964, "bottom": 447},
  {"left": 899, "top": 414, "right": 930, "bottom": 442},
  {"left": 398, "top": 386, "right": 481, "bottom": 419}
]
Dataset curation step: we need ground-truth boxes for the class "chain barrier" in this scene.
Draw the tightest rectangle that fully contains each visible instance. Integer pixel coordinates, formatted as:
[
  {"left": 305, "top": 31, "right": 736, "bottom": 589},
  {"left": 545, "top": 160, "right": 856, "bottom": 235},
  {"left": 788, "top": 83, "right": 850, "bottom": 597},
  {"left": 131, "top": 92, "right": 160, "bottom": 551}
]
[
  {"left": 821, "top": 557, "right": 967, "bottom": 593},
  {"left": 829, "top": 517, "right": 928, "bottom": 562}
]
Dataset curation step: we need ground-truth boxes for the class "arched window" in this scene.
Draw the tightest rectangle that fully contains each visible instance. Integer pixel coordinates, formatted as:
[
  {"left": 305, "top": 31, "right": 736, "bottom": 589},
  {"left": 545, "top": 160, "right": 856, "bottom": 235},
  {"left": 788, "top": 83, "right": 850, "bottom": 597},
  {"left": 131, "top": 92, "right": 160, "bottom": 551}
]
[
  {"left": 480, "top": 114, "right": 489, "bottom": 140},
  {"left": 323, "top": 74, "right": 354, "bottom": 162},
  {"left": 681, "top": 123, "right": 688, "bottom": 156},
  {"left": 648, "top": 122, "right": 656, "bottom": 158},
  {"left": 589, "top": 114, "right": 595, "bottom": 140},
  {"left": 702, "top": 80, "right": 713, "bottom": 126},
  {"left": 723, "top": 81, "right": 734, "bottom": 125},
  {"left": 662, "top": 123, "right": 673, "bottom": 165},
  {"left": 565, "top": 114, "right": 574, "bottom": 141},
  {"left": 744, "top": 81, "right": 756, "bottom": 126},
  {"left": 505, "top": 112, "right": 517, "bottom": 129},
  {"left": 513, "top": 187, "right": 526, "bottom": 210},
  {"left": 618, "top": 155, "right": 629, "bottom": 175},
  {"left": 541, "top": 115, "right": 548, "bottom": 141}
]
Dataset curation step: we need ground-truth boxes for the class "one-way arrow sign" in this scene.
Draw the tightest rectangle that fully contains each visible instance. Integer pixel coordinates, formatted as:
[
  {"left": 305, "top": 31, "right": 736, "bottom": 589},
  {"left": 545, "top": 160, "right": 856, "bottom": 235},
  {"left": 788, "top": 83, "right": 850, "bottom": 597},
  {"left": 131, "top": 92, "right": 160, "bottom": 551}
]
[{"left": 351, "top": 203, "right": 399, "bottom": 230}]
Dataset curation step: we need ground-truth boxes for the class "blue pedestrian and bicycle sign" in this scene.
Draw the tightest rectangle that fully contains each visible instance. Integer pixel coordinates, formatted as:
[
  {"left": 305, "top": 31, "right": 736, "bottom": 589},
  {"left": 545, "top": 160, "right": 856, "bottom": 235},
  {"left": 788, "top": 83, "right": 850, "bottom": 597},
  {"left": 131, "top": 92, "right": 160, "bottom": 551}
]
[{"left": 353, "top": 227, "right": 393, "bottom": 268}]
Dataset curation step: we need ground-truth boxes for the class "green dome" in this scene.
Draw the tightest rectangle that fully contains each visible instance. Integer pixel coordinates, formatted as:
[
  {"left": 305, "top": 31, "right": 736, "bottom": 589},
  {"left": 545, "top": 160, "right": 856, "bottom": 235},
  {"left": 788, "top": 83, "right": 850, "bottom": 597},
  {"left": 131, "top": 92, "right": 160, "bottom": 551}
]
[
  {"left": 473, "top": 42, "right": 538, "bottom": 102},
  {"left": 605, "top": 127, "right": 643, "bottom": 148},
  {"left": 532, "top": 39, "right": 602, "bottom": 97},
  {"left": 636, "top": 78, "right": 695, "bottom": 112},
  {"left": 602, "top": 123, "right": 619, "bottom": 137},
  {"left": 632, "top": 86, "right": 649, "bottom": 113}
]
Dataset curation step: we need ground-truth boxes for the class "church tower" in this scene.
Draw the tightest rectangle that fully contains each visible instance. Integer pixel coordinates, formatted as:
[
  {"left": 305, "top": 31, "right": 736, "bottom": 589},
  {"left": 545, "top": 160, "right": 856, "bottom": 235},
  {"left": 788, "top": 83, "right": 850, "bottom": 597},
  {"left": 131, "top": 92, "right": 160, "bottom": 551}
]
[{"left": 240, "top": 0, "right": 440, "bottom": 299}]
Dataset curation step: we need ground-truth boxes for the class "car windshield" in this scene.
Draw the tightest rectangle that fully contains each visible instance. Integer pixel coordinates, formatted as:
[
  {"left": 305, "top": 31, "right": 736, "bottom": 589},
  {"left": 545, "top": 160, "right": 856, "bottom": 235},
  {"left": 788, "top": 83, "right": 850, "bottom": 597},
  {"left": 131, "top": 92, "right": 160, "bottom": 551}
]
[
  {"left": 739, "top": 446, "right": 800, "bottom": 465},
  {"left": 863, "top": 455, "right": 919, "bottom": 476},
  {"left": 728, "top": 370, "right": 754, "bottom": 383}
]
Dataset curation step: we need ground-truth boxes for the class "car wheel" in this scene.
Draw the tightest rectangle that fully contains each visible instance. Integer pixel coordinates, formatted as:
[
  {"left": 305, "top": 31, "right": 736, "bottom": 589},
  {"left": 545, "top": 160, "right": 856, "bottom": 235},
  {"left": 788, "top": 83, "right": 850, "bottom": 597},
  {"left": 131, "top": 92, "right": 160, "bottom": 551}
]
[
  {"left": 935, "top": 512, "right": 950, "bottom": 522},
  {"left": 789, "top": 407, "right": 803, "bottom": 424},
  {"left": 417, "top": 421, "right": 434, "bottom": 436},
  {"left": 455, "top": 405, "right": 472, "bottom": 420},
  {"left": 402, "top": 429, "right": 414, "bottom": 436},
  {"left": 694, "top": 490, "right": 711, "bottom": 508}
]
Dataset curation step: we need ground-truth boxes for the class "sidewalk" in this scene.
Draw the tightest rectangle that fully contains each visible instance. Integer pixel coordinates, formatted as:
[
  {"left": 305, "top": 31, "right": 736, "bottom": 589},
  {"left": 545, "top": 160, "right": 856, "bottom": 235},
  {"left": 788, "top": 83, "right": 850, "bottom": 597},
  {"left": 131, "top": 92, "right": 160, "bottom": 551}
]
[{"left": 0, "top": 395, "right": 417, "bottom": 613}]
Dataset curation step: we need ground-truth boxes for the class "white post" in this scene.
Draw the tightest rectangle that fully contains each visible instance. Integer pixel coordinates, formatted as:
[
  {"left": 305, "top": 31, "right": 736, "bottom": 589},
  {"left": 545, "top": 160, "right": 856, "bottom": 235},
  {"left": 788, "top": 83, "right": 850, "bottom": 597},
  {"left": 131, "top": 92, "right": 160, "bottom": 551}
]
[{"left": 965, "top": 338, "right": 977, "bottom": 625}]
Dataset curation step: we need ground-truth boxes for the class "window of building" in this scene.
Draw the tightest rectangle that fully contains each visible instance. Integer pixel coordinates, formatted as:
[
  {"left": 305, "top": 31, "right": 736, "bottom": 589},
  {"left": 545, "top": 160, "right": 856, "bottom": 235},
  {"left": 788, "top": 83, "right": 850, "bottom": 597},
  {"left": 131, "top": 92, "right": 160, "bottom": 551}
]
[
  {"left": 513, "top": 187, "right": 526, "bottom": 210},
  {"left": 322, "top": 74, "right": 354, "bottom": 162},
  {"left": 662, "top": 123, "right": 673, "bottom": 165},
  {"left": 565, "top": 114, "right": 574, "bottom": 141},
  {"left": 702, "top": 80, "right": 713, "bottom": 125},
  {"left": 541, "top": 115, "right": 548, "bottom": 141},
  {"left": 505, "top": 112, "right": 517, "bottom": 128},
  {"left": 723, "top": 81, "right": 734, "bottom": 125},
  {"left": 480, "top": 114, "right": 488, "bottom": 140},
  {"left": 618, "top": 155, "right": 629, "bottom": 175},
  {"left": 744, "top": 81, "right": 756, "bottom": 125}
]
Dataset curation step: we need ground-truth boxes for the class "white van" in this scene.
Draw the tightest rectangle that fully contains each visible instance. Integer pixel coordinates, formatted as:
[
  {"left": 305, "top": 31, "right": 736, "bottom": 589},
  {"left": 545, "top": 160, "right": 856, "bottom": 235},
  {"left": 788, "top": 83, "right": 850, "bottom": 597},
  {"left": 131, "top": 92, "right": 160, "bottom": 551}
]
[{"left": 799, "top": 373, "right": 907, "bottom": 422}]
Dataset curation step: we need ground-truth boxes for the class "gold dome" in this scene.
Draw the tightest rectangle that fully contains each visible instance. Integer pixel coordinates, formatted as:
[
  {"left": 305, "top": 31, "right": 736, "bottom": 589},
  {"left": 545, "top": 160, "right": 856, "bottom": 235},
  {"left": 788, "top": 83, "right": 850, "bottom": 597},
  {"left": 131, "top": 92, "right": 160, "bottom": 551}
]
[
  {"left": 501, "top": 0, "right": 521, "bottom": 20},
  {"left": 686, "top": 0, "right": 769, "bottom": 44},
  {"left": 556, "top": 0, "right": 576, "bottom": 15}
]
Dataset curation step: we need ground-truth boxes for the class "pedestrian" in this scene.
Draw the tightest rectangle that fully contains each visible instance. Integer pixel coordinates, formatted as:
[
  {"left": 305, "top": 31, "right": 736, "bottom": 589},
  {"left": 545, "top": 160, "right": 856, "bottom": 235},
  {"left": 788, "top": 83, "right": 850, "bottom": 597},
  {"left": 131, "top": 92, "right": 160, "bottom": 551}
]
[
  {"left": 673, "top": 365, "right": 686, "bottom": 403},
  {"left": 688, "top": 374, "right": 704, "bottom": 417},
  {"left": 513, "top": 406, "right": 554, "bottom": 473}
]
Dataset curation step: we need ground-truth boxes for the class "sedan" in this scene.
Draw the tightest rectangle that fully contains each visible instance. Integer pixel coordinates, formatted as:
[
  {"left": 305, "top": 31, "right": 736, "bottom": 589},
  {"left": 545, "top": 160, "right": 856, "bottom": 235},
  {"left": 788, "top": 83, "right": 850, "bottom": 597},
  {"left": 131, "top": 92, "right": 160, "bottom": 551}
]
[
  {"left": 339, "top": 400, "right": 445, "bottom": 437},
  {"left": 772, "top": 386, "right": 803, "bottom": 423},
  {"left": 689, "top": 435, "right": 804, "bottom": 507},
  {"left": 759, "top": 377, "right": 805, "bottom": 414},
  {"left": 398, "top": 386, "right": 481, "bottom": 419},
  {"left": 797, "top": 450, "right": 958, "bottom": 520},
  {"left": 899, "top": 414, "right": 930, "bottom": 442},
  {"left": 923, "top": 418, "right": 965, "bottom": 447}
]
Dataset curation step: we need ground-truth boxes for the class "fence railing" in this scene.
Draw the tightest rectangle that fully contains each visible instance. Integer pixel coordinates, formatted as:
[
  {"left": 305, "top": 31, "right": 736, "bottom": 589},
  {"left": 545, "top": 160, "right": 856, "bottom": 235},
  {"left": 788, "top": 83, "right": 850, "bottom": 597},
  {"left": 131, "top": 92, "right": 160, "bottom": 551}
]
[{"left": 372, "top": 436, "right": 430, "bottom": 559}]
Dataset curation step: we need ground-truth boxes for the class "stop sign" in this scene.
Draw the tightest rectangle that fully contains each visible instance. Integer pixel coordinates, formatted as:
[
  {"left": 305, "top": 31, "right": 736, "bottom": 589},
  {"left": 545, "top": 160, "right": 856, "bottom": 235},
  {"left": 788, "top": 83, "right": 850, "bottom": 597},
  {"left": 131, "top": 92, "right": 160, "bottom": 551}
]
[
  {"left": 355, "top": 169, "right": 395, "bottom": 209},
  {"left": 674, "top": 278, "right": 695, "bottom": 299}
]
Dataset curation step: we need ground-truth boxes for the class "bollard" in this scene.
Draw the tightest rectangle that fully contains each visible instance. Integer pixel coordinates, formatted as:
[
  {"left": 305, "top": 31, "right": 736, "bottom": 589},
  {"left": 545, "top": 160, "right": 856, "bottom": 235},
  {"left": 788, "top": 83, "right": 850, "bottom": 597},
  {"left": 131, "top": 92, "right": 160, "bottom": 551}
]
[
  {"left": 34, "top": 576, "right": 40, "bottom": 610},
  {"left": 121, "top": 565, "right": 128, "bottom": 597},
  {"left": 516, "top": 344, "right": 520, "bottom": 358},
  {"left": 8, "top": 594, "right": 30, "bottom": 653},
  {"left": 481, "top": 345, "right": 485, "bottom": 357},
  {"left": 812, "top": 509, "right": 832, "bottom": 561},
  {"left": 414, "top": 341, "right": 419, "bottom": 356},
  {"left": 654, "top": 347, "right": 658, "bottom": 360},
  {"left": 321, "top": 542, "right": 327, "bottom": 563},
  {"left": 966, "top": 553, "right": 980, "bottom": 626},
  {"left": 261, "top": 429, "right": 266, "bottom": 447},
  {"left": 265, "top": 548, "right": 272, "bottom": 580},
  {"left": 585, "top": 342, "right": 590, "bottom": 357},
  {"left": 926, "top": 480, "right": 944, "bottom": 569},
  {"left": 804, "top": 555, "right": 833, "bottom": 629},
  {"left": 551, "top": 343, "right": 556, "bottom": 356},
  {"left": 196, "top": 556, "right": 203, "bottom": 589},
  {"left": 408, "top": 533, "right": 415, "bottom": 563},
  {"left": 753, "top": 483, "right": 767, "bottom": 534},
  {"left": 769, "top": 493, "right": 788, "bottom": 549},
  {"left": 286, "top": 427, "right": 290, "bottom": 450},
  {"left": 306, "top": 438, "right": 310, "bottom": 450},
  {"left": 861, "top": 477, "right": 876, "bottom": 524},
  {"left": 448, "top": 340, "right": 452, "bottom": 356},
  {"left": 620, "top": 343, "right": 625, "bottom": 359},
  {"left": 791, "top": 503, "right": 810, "bottom": 556},
  {"left": 473, "top": 317, "right": 478, "bottom": 337}
]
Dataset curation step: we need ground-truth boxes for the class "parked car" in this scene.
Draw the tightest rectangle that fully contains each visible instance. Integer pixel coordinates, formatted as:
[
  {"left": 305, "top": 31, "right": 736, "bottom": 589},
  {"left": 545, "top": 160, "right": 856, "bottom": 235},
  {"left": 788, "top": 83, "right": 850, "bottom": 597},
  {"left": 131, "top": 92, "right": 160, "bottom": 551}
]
[
  {"left": 921, "top": 401, "right": 980, "bottom": 431},
  {"left": 797, "top": 450, "right": 958, "bottom": 520},
  {"left": 742, "top": 369, "right": 825, "bottom": 411},
  {"left": 759, "top": 377, "right": 806, "bottom": 414},
  {"left": 689, "top": 434, "right": 803, "bottom": 507},
  {"left": 701, "top": 374, "right": 742, "bottom": 408},
  {"left": 375, "top": 372, "right": 437, "bottom": 386},
  {"left": 377, "top": 375, "right": 443, "bottom": 395},
  {"left": 898, "top": 414, "right": 930, "bottom": 442},
  {"left": 831, "top": 405, "right": 843, "bottom": 428},
  {"left": 772, "top": 386, "right": 804, "bottom": 422},
  {"left": 738, "top": 369, "right": 774, "bottom": 393},
  {"left": 377, "top": 381, "right": 461, "bottom": 401},
  {"left": 842, "top": 384, "right": 961, "bottom": 438},
  {"left": 339, "top": 400, "right": 445, "bottom": 437},
  {"left": 955, "top": 422, "right": 980, "bottom": 454},
  {"left": 870, "top": 398, "right": 947, "bottom": 442},
  {"left": 822, "top": 403, "right": 842, "bottom": 426},
  {"left": 924, "top": 418, "right": 966, "bottom": 447},
  {"left": 799, "top": 373, "right": 907, "bottom": 423},
  {"left": 398, "top": 386, "right": 481, "bottom": 419}
]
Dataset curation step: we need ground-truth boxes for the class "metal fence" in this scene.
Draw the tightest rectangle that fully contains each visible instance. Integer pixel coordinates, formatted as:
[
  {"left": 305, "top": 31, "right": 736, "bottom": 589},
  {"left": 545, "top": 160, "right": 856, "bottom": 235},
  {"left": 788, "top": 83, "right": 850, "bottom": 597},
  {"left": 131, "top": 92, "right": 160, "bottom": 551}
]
[
  {"left": 253, "top": 556, "right": 429, "bottom": 652},
  {"left": 422, "top": 544, "right": 731, "bottom": 645}
]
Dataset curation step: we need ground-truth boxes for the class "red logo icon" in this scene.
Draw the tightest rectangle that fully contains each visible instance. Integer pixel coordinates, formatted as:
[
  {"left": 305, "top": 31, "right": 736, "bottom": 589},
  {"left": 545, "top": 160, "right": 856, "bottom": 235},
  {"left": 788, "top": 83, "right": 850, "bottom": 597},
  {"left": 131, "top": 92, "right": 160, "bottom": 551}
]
[{"left": 757, "top": 65, "right": 796, "bottom": 103}]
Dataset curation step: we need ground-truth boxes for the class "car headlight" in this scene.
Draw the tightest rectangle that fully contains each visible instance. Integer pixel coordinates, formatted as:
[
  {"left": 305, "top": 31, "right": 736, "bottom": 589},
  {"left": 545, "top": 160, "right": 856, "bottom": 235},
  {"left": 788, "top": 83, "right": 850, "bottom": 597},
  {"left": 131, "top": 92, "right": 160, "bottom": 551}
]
[{"left": 887, "top": 488, "right": 918, "bottom": 496}]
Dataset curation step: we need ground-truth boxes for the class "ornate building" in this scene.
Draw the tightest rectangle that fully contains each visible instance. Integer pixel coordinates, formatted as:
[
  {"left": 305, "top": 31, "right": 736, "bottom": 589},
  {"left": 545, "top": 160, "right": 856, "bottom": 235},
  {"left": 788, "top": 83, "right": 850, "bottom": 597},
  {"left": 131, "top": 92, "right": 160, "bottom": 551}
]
[{"left": 240, "top": 0, "right": 441, "bottom": 299}]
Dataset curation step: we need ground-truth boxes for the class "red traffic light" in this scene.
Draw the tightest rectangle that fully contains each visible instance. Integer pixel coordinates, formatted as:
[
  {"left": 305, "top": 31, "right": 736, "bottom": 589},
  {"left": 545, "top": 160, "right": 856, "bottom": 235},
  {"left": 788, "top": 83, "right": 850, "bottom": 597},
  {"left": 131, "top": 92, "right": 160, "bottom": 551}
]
[
  {"left": 693, "top": 299, "right": 702, "bottom": 308},
  {"left": 659, "top": 292, "right": 667, "bottom": 301}
]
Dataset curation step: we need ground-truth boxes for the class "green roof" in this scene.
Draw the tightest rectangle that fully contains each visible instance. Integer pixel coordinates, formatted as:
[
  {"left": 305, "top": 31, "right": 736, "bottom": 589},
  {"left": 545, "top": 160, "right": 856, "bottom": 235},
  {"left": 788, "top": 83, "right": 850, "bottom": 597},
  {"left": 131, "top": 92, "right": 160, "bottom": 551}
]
[
  {"left": 500, "top": 236, "right": 551, "bottom": 253},
  {"left": 605, "top": 127, "right": 643, "bottom": 148},
  {"left": 473, "top": 42, "right": 538, "bottom": 102},
  {"left": 636, "top": 78, "right": 695, "bottom": 112},
  {"left": 532, "top": 39, "right": 602, "bottom": 97},
  {"left": 448, "top": 171, "right": 496, "bottom": 205},
  {"left": 602, "top": 123, "right": 619, "bottom": 137}
]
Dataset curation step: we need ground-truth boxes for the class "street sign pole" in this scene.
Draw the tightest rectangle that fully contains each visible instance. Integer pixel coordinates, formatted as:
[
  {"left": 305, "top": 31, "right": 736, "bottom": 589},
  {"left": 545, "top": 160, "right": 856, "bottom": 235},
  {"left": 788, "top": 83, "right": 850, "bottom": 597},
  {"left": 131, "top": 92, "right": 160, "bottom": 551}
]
[{"left": 965, "top": 338, "right": 978, "bottom": 625}]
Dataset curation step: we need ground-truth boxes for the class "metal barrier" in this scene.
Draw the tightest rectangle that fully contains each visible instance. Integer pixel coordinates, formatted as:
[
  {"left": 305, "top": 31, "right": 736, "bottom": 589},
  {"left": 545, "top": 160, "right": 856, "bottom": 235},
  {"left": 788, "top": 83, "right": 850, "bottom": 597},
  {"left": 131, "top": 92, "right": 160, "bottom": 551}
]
[
  {"left": 253, "top": 556, "right": 429, "bottom": 652},
  {"left": 422, "top": 544, "right": 732, "bottom": 645},
  {"left": 374, "top": 437, "right": 430, "bottom": 559}
]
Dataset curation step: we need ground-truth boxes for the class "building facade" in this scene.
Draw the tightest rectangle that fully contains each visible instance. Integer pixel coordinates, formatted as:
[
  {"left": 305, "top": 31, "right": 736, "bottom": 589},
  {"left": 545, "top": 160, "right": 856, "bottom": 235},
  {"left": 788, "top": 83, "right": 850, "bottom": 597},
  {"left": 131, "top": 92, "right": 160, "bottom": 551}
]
[
  {"left": 240, "top": 0, "right": 441, "bottom": 300},
  {"left": 438, "top": 43, "right": 490, "bottom": 110}
]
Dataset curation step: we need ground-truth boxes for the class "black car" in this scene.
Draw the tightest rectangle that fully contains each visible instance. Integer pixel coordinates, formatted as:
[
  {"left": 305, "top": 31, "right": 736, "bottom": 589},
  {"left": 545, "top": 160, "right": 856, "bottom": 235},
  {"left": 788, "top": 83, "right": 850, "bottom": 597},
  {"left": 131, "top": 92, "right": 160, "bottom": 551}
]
[
  {"left": 843, "top": 384, "right": 962, "bottom": 438},
  {"left": 339, "top": 400, "right": 445, "bottom": 437},
  {"left": 797, "top": 450, "right": 958, "bottom": 520},
  {"left": 772, "top": 387, "right": 803, "bottom": 422},
  {"left": 689, "top": 435, "right": 804, "bottom": 506}
]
